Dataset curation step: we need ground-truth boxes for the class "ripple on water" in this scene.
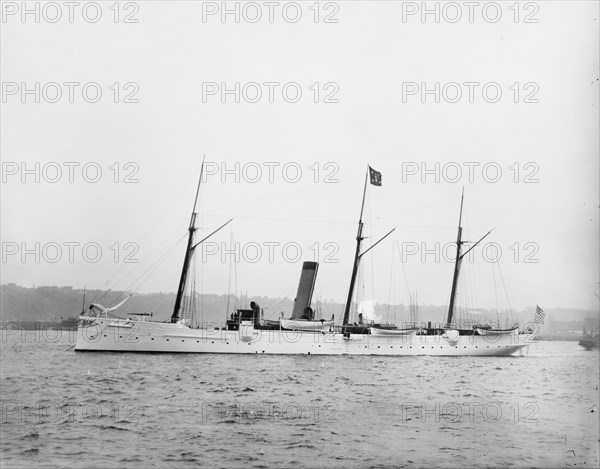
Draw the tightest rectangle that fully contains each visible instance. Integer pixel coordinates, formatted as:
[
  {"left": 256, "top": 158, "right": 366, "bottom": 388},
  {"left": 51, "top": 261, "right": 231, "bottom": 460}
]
[{"left": 0, "top": 340, "right": 598, "bottom": 468}]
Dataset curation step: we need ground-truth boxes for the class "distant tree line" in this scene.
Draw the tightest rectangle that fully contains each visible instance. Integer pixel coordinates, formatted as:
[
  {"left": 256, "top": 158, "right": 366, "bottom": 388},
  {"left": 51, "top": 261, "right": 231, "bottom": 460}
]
[{"left": 1, "top": 284, "right": 596, "bottom": 334}]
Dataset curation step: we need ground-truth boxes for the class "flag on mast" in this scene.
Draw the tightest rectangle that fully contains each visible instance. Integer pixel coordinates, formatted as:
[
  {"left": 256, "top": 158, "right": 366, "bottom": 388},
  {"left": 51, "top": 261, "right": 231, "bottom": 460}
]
[
  {"left": 534, "top": 305, "right": 545, "bottom": 324},
  {"left": 369, "top": 166, "right": 382, "bottom": 186}
]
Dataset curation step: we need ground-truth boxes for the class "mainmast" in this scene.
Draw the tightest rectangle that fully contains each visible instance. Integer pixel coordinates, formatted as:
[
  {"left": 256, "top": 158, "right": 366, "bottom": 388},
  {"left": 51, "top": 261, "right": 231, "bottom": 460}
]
[
  {"left": 445, "top": 189, "right": 464, "bottom": 327},
  {"left": 342, "top": 170, "right": 369, "bottom": 326},
  {"left": 342, "top": 166, "right": 393, "bottom": 327},
  {"left": 171, "top": 160, "right": 205, "bottom": 322}
]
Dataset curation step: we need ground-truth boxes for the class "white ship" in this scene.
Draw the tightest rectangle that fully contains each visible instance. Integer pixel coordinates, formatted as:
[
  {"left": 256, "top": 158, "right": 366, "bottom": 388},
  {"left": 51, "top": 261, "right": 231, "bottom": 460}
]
[{"left": 75, "top": 164, "right": 535, "bottom": 356}]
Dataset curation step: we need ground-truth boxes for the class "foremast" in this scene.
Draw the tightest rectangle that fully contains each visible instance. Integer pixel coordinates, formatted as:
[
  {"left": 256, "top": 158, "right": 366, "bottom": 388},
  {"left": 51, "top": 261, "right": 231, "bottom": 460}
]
[
  {"left": 170, "top": 160, "right": 234, "bottom": 323},
  {"left": 342, "top": 172, "right": 368, "bottom": 326},
  {"left": 171, "top": 163, "right": 204, "bottom": 322}
]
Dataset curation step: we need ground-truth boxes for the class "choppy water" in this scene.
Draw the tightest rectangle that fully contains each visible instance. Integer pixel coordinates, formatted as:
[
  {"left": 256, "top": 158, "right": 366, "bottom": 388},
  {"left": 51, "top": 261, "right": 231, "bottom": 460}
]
[{"left": 1, "top": 332, "right": 598, "bottom": 468}]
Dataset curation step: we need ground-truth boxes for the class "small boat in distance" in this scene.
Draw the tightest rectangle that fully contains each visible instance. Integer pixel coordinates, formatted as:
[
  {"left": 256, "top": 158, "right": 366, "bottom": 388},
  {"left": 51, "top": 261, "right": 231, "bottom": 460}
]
[{"left": 578, "top": 329, "right": 599, "bottom": 350}]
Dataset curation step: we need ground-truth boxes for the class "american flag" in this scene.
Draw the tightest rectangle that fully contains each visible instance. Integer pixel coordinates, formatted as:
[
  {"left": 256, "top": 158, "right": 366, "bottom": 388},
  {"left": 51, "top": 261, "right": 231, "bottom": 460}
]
[{"left": 534, "top": 305, "right": 545, "bottom": 324}]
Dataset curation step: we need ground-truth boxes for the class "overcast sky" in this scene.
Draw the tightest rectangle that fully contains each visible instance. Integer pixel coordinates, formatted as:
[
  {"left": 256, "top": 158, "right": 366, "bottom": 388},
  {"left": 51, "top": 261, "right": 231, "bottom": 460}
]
[{"left": 1, "top": 1, "right": 598, "bottom": 314}]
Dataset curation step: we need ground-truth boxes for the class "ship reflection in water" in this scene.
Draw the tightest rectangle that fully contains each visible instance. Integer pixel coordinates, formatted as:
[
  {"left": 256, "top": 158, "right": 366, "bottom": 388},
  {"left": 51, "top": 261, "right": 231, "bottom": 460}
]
[{"left": 1, "top": 339, "right": 598, "bottom": 468}]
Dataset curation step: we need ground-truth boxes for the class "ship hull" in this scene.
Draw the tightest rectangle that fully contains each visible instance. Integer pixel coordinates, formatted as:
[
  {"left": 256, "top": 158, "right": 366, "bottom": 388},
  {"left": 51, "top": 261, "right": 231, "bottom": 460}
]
[{"left": 75, "top": 317, "right": 533, "bottom": 356}]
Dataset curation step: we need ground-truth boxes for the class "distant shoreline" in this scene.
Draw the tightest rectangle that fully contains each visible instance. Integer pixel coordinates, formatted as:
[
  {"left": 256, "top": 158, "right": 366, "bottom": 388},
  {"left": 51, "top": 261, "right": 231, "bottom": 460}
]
[{"left": 1, "top": 320, "right": 78, "bottom": 331}]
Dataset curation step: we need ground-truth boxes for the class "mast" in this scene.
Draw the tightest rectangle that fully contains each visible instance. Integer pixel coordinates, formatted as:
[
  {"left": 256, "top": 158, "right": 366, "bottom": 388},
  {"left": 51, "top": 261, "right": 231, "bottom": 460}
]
[
  {"left": 171, "top": 160, "right": 205, "bottom": 322},
  {"left": 445, "top": 190, "right": 494, "bottom": 328},
  {"left": 342, "top": 169, "right": 369, "bottom": 326},
  {"left": 225, "top": 232, "right": 234, "bottom": 320},
  {"left": 446, "top": 189, "right": 464, "bottom": 328}
]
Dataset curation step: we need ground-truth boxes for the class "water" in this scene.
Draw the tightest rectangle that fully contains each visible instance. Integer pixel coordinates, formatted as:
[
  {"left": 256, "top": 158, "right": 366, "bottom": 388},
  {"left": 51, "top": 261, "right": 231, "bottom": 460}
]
[{"left": 1, "top": 333, "right": 598, "bottom": 468}]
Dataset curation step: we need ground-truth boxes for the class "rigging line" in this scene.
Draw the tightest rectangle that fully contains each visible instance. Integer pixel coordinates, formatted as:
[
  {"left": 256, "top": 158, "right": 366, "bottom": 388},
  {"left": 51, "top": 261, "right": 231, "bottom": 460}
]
[
  {"left": 262, "top": 279, "right": 297, "bottom": 319},
  {"left": 226, "top": 232, "right": 233, "bottom": 319},
  {"left": 105, "top": 249, "right": 180, "bottom": 309},
  {"left": 93, "top": 181, "right": 195, "bottom": 304},
  {"left": 396, "top": 240, "right": 412, "bottom": 304},
  {"left": 200, "top": 250, "right": 204, "bottom": 328},
  {"left": 194, "top": 254, "right": 199, "bottom": 328},
  {"left": 132, "top": 250, "right": 184, "bottom": 296},
  {"left": 97, "top": 218, "right": 185, "bottom": 300},
  {"left": 463, "top": 258, "right": 473, "bottom": 327},
  {"left": 264, "top": 290, "right": 296, "bottom": 320},
  {"left": 88, "top": 289, "right": 113, "bottom": 312},
  {"left": 491, "top": 249, "right": 500, "bottom": 325},
  {"left": 356, "top": 263, "right": 364, "bottom": 324},
  {"left": 460, "top": 263, "right": 467, "bottom": 326},
  {"left": 204, "top": 193, "right": 462, "bottom": 229},
  {"left": 386, "top": 241, "right": 395, "bottom": 322},
  {"left": 233, "top": 233, "right": 238, "bottom": 312},
  {"left": 199, "top": 213, "right": 461, "bottom": 230},
  {"left": 123, "top": 233, "right": 188, "bottom": 294},
  {"left": 376, "top": 196, "right": 465, "bottom": 223},
  {"left": 109, "top": 219, "right": 190, "bottom": 290},
  {"left": 471, "top": 260, "right": 479, "bottom": 325},
  {"left": 496, "top": 260, "right": 514, "bottom": 324},
  {"left": 367, "top": 188, "right": 376, "bottom": 322},
  {"left": 196, "top": 174, "right": 204, "bottom": 329},
  {"left": 186, "top": 252, "right": 194, "bottom": 326},
  {"left": 200, "top": 171, "right": 367, "bottom": 216},
  {"left": 92, "top": 219, "right": 189, "bottom": 308},
  {"left": 457, "top": 259, "right": 465, "bottom": 327},
  {"left": 143, "top": 171, "right": 201, "bottom": 238},
  {"left": 106, "top": 213, "right": 189, "bottom": 285},
  {"left": 127, "top": 233, "right": 187, "bottom": 292}
]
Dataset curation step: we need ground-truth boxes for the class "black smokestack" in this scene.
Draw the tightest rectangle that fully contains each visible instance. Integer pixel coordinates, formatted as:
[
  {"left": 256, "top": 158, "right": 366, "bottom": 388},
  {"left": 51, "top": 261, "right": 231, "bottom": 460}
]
[{"left": 291, "top": 261, "right": 319, "bottom": 320}]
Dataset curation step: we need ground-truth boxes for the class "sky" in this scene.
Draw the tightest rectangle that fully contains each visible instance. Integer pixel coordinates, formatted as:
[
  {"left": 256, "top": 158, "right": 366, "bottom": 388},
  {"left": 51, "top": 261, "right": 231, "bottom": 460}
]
[{"left": 1, "top": 1, "right": 598, "bottom": 314}]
